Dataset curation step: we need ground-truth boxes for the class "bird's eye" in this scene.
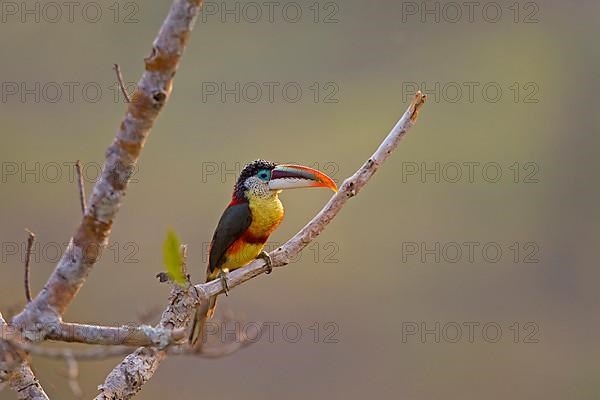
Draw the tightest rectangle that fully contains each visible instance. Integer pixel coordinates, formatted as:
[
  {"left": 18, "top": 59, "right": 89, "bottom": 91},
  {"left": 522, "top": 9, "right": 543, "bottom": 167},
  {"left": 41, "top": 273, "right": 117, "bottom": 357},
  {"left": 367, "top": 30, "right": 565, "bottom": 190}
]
[{"left": 258, "top": 170, "right": 270, "bottom": 181}]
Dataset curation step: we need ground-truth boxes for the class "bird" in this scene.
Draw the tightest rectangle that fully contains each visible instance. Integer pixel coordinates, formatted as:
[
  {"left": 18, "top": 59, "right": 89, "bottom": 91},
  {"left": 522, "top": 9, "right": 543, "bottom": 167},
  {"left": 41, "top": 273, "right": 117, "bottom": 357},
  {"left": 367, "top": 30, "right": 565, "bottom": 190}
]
[{"left": 189, "top": 159, "right": 337, "bottom": 347}]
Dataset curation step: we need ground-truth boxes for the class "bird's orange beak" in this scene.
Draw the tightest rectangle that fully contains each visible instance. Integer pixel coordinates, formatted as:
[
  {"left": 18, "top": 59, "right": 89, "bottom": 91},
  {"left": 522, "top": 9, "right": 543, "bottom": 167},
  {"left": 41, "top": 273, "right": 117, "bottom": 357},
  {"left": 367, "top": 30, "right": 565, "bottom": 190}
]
[{"left": 268, "top": 164, "right": 337, "bottom": 192}]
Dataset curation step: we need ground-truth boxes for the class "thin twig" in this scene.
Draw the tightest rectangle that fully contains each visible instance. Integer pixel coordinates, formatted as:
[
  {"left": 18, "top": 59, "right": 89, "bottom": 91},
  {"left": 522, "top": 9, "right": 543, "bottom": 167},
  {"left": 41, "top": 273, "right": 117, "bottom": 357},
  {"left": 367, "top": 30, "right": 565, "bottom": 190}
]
[
  {"left": 113, "top": 64, "right": 131, "bottom": 103},
  {"left": 64, "top": 350, "right": 83, "bottom": 398},
  {"left": 187, "top": 310, "right": 263, "bottom": 358},
  {"left": 24, "top": 229, "right": 35, "bottom": 303},
  {"left": 15, "top": 343, "right": 133, "bottom": 361},
  {"left": 75, "top": 160, "right": 86, "bottom": 214}
]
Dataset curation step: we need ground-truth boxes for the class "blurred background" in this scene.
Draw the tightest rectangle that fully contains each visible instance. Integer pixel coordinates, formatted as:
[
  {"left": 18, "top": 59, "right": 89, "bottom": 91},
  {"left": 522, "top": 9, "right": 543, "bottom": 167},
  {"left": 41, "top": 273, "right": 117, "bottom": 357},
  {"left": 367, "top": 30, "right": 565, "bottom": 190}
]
[{"left": 1, "top": 0, "right": 599, "bottom": 398}]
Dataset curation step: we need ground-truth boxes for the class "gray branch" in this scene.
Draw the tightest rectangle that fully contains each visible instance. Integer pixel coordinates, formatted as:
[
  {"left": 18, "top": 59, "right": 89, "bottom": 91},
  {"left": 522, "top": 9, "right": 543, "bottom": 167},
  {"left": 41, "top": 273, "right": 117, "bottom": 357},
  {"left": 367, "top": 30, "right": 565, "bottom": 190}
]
[
  {"left": 11, "top": 0, "right": 204, "bottom": 335},
  {"left": 0, "top": 312, "right": 49, "bottom": 400},
  {"left": 3, "top": 0, "right": 205, "bottom": 396},
  {"left": 45, "top": 322, "right": 186, "bottom": 347},
  {"left": 2, "top": 321, "right": 185, "bottom": 349}
]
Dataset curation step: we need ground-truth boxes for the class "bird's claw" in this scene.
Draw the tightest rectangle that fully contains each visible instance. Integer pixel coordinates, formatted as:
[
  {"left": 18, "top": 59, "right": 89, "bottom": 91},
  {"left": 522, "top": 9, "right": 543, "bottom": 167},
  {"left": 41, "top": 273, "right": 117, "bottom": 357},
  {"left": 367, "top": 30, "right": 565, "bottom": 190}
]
[
  {"left": 219, "top": 269, "right": 230, "bottom": 296},
  {"left": 258, "top": 251, "right": 273, "bottom": 274}
]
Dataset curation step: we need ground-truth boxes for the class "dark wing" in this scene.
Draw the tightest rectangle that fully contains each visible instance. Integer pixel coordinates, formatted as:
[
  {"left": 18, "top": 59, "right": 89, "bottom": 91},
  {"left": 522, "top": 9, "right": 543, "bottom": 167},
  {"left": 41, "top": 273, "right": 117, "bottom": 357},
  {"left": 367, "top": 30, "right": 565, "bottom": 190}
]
[{"left": 207, "top": 202, "right": 252, "bottom": 276}]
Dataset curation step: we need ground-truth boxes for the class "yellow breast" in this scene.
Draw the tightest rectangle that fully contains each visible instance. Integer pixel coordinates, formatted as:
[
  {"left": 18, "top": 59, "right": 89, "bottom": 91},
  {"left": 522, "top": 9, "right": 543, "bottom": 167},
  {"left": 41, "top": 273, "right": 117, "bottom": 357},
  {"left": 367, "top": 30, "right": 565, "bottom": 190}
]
[
  {"left": 246, "top": 193, "right": 284, "bottom": 237},
  {"left": 217, "top": 193, "right": 284, "bottom": 273}
]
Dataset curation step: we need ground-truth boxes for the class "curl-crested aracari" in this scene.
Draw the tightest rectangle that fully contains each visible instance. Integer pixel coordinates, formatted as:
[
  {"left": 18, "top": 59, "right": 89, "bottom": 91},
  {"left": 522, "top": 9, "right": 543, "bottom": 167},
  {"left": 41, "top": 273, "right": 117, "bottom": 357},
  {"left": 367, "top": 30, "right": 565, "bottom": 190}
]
[{"left": 190, "top": 160, "right": 337, "bottom": 346}]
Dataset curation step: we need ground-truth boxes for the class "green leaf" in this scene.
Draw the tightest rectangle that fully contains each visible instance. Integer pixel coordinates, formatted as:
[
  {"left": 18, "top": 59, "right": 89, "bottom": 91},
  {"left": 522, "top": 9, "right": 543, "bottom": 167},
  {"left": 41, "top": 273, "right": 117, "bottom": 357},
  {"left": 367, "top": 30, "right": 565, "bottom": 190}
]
[{"left": 163, "top": 230, "right": 186, "bottom": 286}]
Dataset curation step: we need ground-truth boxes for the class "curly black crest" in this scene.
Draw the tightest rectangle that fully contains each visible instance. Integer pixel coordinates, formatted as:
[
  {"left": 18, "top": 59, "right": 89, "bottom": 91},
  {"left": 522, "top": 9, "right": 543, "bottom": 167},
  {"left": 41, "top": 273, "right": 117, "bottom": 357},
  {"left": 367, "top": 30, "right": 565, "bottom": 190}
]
[{"left": 233, "top": 159, "right": 277, "bottom": 199}]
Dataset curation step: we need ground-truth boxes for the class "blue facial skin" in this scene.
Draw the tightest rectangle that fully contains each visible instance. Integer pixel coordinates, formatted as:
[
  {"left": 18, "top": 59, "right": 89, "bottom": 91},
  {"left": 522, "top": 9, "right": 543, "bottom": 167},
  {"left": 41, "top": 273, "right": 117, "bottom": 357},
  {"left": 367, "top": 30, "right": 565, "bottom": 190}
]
[{"left": 257, "top": 169, "right": 271, "bottom": 181}]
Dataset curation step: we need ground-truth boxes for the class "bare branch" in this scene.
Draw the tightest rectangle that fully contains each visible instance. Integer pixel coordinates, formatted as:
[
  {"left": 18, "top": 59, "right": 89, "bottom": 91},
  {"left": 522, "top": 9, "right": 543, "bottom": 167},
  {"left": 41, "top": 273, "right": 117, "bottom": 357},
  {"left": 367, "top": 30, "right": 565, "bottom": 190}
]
[
  {"left": 7, "top": 364, "right": 49, "bottom": 400},
  {"left": 64, "top": 350, "right": 83, "bottom": 398},
  {"left": 11, "top": 0, "right": 205, "bottom": 335},
  {"left": 45, "top": 321, "right": 186, "bottom": 347},
  {"left": 195, "top": 91, "right": 428, "bottom": 299},
  {"left": 0, "top": 312, "right": 49, "bottom": 400},
  {"left": 23, "top": 229, "right": 35, "bottom": 303},
  {"left": 16, "top": 333, "right": 253, "bottom": 362},
  {"left": 18, "top": 313, "right": 257, "bottom": 362},
  {"left": 75, "top": 160, "right": 86, "bottom": 214},
  {"left": 2, "top": 321, "right": 182, "bottom": 347},
  {"left": 113, "top": 64, "right": 131, "bottom": 104},
  {"left": 4, "top": 0, "right": 205, "bottom": 394}
]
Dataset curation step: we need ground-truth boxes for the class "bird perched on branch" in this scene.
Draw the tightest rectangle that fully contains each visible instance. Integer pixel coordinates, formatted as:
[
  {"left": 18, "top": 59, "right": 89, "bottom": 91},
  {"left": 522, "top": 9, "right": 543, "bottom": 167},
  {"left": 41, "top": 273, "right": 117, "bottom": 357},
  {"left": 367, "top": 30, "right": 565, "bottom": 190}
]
[{"left": 190, "top": 159, "right": 337, "bottom": 347}]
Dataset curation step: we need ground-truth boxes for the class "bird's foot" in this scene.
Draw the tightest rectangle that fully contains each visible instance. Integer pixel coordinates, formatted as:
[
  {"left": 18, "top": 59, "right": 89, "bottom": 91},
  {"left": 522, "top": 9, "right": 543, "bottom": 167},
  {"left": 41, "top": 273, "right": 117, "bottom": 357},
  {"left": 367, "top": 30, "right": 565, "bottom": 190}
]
[
  {"left": 258, "top": 251, "right": 273, "bottom": 274},
  {"left": 219, "top": 269, "right": 230, "bottom": 296}
]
